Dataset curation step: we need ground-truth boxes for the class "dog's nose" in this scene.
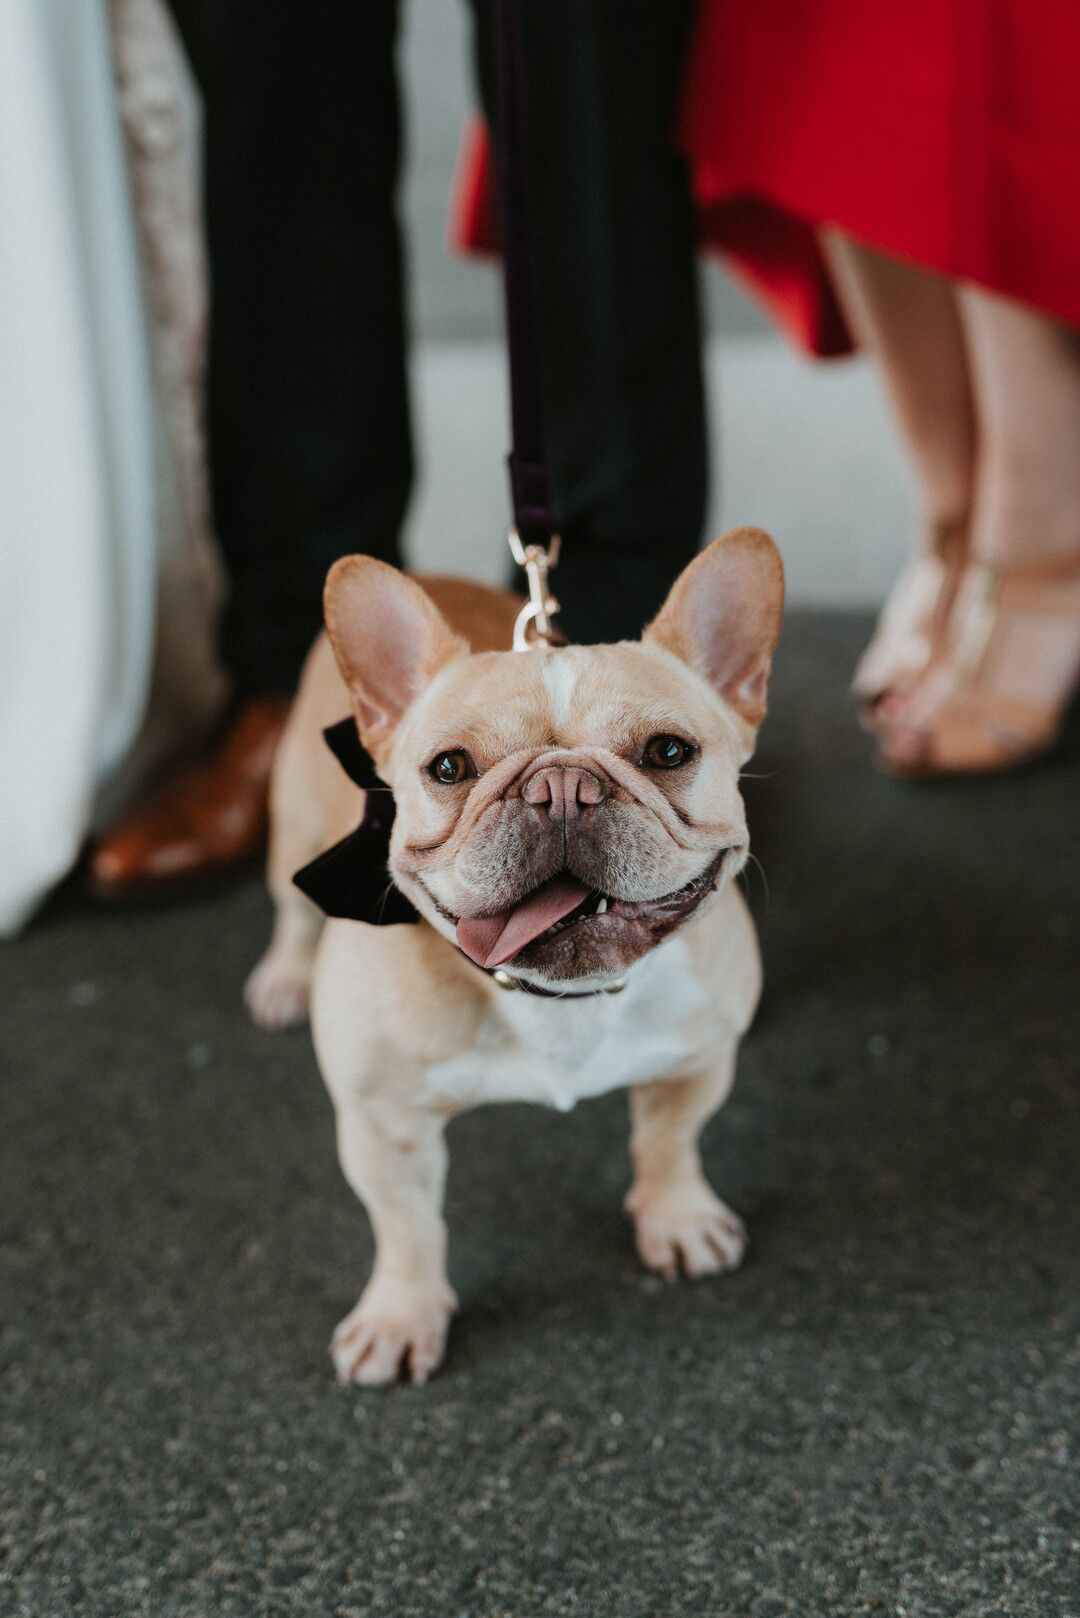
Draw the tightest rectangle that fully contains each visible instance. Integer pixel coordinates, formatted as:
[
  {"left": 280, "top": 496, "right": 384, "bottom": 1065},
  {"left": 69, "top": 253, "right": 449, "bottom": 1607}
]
[{"left": 522, "top": 764, "right": 608, "bottom": 820}]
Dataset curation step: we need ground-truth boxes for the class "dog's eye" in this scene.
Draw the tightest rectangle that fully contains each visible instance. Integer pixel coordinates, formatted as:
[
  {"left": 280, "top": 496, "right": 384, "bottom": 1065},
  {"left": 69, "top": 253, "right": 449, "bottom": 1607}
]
[
  {"left": 642, "top": 734, "right": 696, "bottom": 770},
  {"left": 428, "top": 750, "right": 473, "bottom": 785}
]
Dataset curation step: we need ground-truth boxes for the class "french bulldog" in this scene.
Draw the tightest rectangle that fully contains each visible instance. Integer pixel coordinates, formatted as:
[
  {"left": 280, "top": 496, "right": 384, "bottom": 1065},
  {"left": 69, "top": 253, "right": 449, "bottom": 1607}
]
[{"left": 246, "top": 526, "right": 784, "bottom": 1385}]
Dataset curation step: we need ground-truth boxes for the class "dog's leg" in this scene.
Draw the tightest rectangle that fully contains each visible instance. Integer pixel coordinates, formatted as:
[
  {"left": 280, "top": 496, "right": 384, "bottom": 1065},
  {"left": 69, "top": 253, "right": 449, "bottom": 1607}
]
[
  {"left": 244, "top": 875, "right": 322, "bottom": 1031},
  {"left": 330, "top": 1097, "right": 458, "bottom": 1387},
  {"left": 624, "top": 1035, "right": 747, "bottom": 1279},
  {"left": 244, "top": 716, "right": 335, "bottom": 1030}
]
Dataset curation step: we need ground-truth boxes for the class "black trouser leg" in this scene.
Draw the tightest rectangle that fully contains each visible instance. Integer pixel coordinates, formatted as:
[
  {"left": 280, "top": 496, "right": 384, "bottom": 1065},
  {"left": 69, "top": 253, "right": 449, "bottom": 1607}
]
[
  {"left": 167, "top": 0, "right": 411, "bottom": 696},
  {"left": 470, "top": 0, "right": 707, "bottom": 642}
]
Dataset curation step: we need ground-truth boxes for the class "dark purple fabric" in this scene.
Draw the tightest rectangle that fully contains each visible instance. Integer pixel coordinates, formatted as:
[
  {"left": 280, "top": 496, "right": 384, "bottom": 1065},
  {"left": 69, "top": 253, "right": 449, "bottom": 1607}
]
[
  {"left": 292, "top": 720, "right": 419, "bottom": 925},
  {"left": 494, "top": 0, "right": 557, "bottom": 549}
]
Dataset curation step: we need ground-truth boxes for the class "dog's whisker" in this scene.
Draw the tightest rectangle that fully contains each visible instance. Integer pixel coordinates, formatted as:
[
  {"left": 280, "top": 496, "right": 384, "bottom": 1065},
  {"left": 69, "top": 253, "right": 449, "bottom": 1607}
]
[
  {"left": 743, "top": 849, "right": 771, "bottom": 908},
  {"left": 374, "top": 880, "right": 399, "bottom": 922}
]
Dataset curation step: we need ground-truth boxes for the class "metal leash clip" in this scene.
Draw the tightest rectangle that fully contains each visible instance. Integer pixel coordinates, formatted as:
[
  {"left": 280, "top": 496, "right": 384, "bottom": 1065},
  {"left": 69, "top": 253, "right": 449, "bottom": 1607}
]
[{"left": 508, "top": 529, "right": 563, "bottom": 651}]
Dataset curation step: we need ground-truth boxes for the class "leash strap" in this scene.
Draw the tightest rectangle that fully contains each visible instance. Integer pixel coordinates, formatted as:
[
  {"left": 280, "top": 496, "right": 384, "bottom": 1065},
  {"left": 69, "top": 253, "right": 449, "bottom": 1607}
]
[{"left": 494, "top": 0, "right": 557, "bottom": 551}]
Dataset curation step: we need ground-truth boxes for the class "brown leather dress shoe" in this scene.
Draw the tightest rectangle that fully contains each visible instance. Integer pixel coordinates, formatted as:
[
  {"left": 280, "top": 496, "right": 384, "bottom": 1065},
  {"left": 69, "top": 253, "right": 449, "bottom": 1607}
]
[{"left": 89, "top": 697, "right": 292, "bottom": 900}]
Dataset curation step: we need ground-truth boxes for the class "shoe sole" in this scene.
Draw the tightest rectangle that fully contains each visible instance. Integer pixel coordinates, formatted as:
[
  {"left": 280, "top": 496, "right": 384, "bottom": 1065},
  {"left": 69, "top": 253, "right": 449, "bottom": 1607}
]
[{"left": 84, "top": 852, "right": 264, "bottom": 907}]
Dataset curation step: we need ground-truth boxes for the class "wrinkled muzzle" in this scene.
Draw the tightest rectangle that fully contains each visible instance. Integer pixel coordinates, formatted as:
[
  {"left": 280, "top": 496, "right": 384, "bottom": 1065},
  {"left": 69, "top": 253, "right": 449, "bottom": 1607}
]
[{"left": 424, "top": 752, "right": 743, "bottom": 981}]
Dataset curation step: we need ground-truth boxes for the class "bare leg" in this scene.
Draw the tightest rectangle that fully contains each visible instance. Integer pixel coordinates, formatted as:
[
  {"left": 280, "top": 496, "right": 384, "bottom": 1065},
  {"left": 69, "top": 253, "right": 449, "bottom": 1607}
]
[
  {"left": 625, "top": 1042, "right": 746, "bottom": 1280},
  {"left": 331, "top": 1098, "right": 457, "bottom": 1387},
  {"left": 882, "top": 291, "right": 1080, "bottom": 774},
  {"left": 823, "top": 233, "right": 976, "bottom": 528},
  {"left": 822, "top": 233, "right": 976, "bottom": 716},
  {"left": 960, "top": 289, "right": 1080, "bottom": 569}
]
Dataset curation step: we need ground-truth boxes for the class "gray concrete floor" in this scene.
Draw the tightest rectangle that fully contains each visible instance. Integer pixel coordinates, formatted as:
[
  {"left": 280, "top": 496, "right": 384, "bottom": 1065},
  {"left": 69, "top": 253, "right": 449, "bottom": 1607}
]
[{"left": 3, "top": 614, "right": 1079, "bottom": 1617}]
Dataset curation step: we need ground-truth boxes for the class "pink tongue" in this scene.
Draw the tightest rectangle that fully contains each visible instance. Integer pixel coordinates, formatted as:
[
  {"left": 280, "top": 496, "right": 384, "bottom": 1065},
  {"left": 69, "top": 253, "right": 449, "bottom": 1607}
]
[{"left": 456, "top": 876, "right": 593, "bottom": 969}]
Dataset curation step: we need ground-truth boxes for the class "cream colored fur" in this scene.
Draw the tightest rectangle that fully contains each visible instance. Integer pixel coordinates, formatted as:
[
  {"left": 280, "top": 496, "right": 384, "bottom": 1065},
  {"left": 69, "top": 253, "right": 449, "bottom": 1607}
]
[{"left": 246, "top": 532, "right": 783, "bottom": 1386}]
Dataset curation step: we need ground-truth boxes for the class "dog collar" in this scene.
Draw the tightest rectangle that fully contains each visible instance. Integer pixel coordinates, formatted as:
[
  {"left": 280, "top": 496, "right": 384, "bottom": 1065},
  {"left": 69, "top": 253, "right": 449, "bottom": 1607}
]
[
  {"left": 489, "top": 968, "right": 625, "bottom": 999},
  {"left": 292, "top": 720, "right": 623, "bottom": 999}
]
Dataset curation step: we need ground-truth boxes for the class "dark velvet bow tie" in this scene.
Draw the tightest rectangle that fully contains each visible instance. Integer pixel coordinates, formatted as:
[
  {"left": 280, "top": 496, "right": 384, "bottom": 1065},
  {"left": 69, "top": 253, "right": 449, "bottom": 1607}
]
[{"left": 292, "top": 719, "right": 420, "bottom": 926}]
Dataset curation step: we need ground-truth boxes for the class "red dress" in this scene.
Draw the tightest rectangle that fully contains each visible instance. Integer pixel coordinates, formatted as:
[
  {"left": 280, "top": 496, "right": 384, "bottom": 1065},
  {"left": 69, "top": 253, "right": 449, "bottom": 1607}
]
[{"left": 683, "top": 0, "right": 1080, "bottom": 353}]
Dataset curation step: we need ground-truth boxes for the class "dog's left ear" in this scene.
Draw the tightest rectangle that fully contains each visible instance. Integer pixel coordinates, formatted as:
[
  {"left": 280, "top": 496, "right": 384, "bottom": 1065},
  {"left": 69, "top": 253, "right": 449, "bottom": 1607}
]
[
  {"left": 645, "top": 526, "right": 784, "bottom": 729},
  {"left": 324, "top": 557, "right": 468, "bottom": 751}
]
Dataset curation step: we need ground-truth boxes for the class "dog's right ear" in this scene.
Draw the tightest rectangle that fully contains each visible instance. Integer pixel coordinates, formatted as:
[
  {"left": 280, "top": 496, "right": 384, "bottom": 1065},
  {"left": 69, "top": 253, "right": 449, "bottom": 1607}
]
[{"left": 324, "top": 557, "right": 468, "bottom": 751}]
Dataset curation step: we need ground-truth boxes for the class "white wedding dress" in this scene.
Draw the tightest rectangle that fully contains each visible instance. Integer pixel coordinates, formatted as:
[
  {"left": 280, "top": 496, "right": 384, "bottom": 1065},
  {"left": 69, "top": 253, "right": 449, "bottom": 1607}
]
[{"left": 0, "top": 0, "right": 222, "bottom": 935}]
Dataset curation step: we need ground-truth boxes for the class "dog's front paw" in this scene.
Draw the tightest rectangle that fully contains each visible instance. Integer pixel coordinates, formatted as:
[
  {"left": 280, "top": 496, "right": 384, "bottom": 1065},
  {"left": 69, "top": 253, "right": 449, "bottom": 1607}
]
[
  {"left": 244, "top": 950, "right": 312, "bottom": 1030},
  {"left": 626, "top": 1182, "right": 747, "bottom": 1281},
  {"left": 331, "top": 1279, "right": 458, "bottom": 1388}
]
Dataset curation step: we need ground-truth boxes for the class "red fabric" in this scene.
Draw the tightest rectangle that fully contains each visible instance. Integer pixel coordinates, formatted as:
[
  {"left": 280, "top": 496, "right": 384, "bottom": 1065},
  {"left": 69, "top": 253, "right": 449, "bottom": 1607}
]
[
  {"left": 450, "top": 108, "right": 850, "bottom": 355},
  {"left": 682, "top": 0, "right": 1080, "bottom": 353},
  {"left": 452, "top": 1, "right": 1080, "bottom": 357},
  {"left": 451, "top": 115, "right": 499, "bottom": 259}
]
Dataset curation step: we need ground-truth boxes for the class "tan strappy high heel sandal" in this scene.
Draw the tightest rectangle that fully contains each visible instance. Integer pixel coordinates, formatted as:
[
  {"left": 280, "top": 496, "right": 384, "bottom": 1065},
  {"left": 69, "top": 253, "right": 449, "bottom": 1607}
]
[
  {"left": 876, "top": 551, "right": 1080, "bottom": 776},
  {"left": 851, "top": 516, "right": 967, "bottom": 730}
]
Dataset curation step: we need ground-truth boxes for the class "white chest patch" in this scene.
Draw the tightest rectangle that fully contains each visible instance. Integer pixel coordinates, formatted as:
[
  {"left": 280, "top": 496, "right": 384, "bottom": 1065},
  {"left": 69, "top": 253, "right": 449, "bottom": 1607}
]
[{"left": 424, "top": 935, "right": 708, "bottom": 1113}]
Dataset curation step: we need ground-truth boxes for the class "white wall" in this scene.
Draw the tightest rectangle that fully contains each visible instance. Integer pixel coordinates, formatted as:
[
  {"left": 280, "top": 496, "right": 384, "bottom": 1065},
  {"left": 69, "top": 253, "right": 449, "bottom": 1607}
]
[{"left": 407, "top": 337, "right": 913, "bottom": 608}]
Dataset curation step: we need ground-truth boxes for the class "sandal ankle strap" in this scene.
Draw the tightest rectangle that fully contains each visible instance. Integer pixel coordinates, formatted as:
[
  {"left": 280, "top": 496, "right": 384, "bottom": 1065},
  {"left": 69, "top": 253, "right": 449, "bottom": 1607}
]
[{"left": 973, "top": 549, "right": 1080, "bottom": 585}]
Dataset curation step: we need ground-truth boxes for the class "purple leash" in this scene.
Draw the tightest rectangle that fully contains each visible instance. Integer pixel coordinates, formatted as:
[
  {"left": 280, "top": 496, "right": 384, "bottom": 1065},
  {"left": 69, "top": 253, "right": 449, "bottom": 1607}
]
[
  {"left": 493, "top": 0, "right": 553, "bottom": 548},
  {"left": 493, "top": 0, "right": 563, "bottom": 650}
]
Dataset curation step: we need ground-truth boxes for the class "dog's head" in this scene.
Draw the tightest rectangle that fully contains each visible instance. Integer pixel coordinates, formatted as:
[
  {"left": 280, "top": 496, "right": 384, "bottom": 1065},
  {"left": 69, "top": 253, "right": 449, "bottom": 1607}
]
[{"left": 325, "top": 528, "right": 783, "bottom": 987}]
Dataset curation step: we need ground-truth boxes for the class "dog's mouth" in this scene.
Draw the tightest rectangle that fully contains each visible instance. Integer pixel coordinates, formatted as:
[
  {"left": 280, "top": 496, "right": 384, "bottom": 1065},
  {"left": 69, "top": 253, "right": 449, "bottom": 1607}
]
[{"left": 453, "top": 852, "right": 731, "bottom": 972}]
